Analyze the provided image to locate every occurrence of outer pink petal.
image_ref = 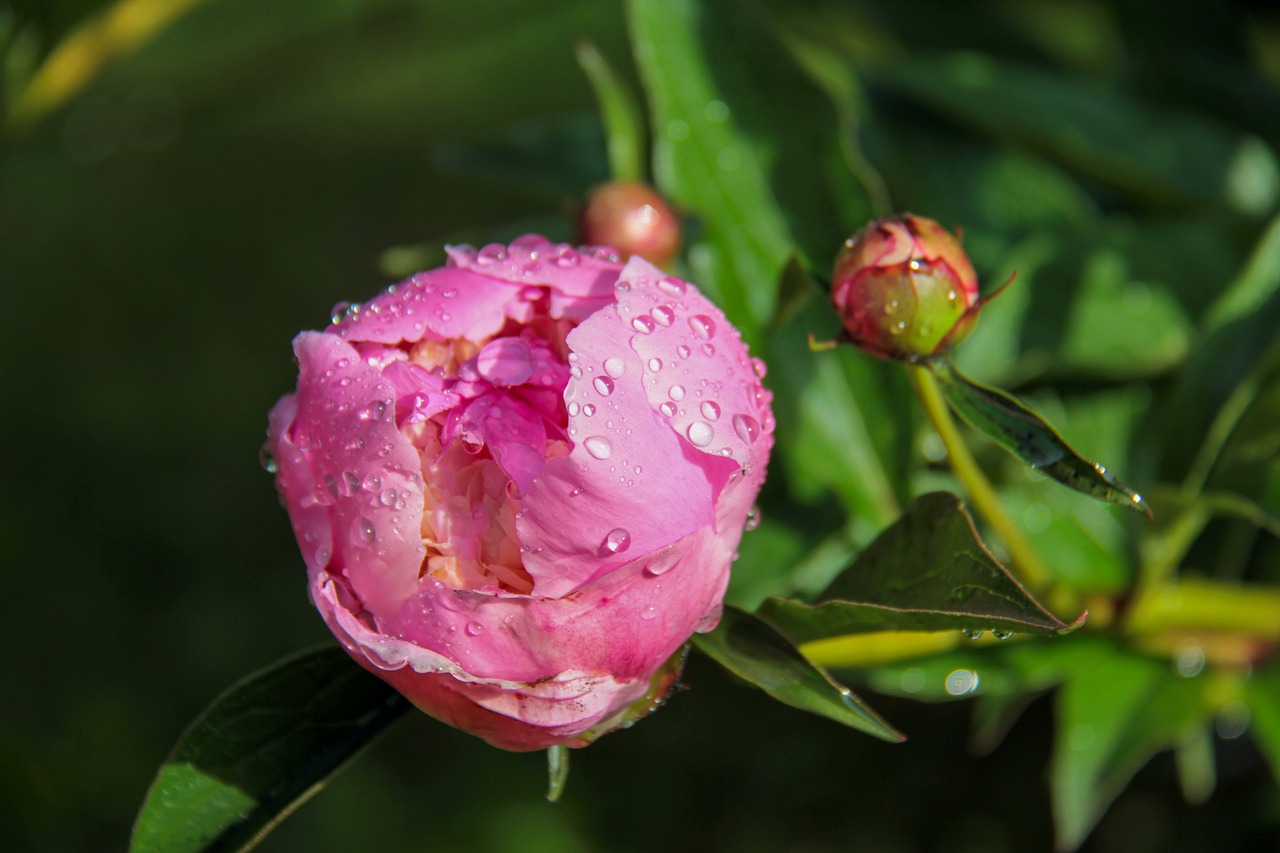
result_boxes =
[516,293,739,598]
[330,267,525,346]
[276,331,427,618]
[444,235,622,302]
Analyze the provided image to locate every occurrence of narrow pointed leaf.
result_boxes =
[931,359,1150,515]
[692,606,904,743]
[759,492,1080,642]
[545,744,571,803]
[575,40,645,183]
[131,646,409,853]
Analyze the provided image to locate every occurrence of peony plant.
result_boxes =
[265,235,773,750]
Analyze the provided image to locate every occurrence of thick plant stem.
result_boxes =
[909,365,1053,594]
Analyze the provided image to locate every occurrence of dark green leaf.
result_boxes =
[131,647,409,853]
[931,359,1150,515]
[692,606,904,743]
[1244,661,1280,788]
[759,492,1080,642]
[1051,645,1210,851]
[575,40,645,183]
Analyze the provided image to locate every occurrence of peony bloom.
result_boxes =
[832,214,981,361]
[266,235,773,751]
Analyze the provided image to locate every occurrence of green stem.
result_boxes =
[1125,578,1280,639]
[909,365,1053,594]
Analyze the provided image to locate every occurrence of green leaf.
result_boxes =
[1243,660,1280,788]
[131,647,409,853]
[1051,644,1210,851]
[627,0,859,341]
[692,606,904,743]
[545,745,570,803]
[931,358,1150,515]
[575,40,646,183]
[758,492,1079,642]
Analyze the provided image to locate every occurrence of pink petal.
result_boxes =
[282,331,427,618]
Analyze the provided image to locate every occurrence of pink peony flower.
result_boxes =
[266,235,773,751]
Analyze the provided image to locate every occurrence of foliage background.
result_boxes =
[3,0,1279,850]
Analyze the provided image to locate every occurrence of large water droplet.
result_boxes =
[593,376,615,396]
[700,401,721,421]
[732,413,761,443]
[604,357,626,378]
[688,314,716,340]
[378,488,397,507]
[652,305,675,326]
[584,436,613,459]
[582,403,596,417]
[668,384,686,401]
[658,276,687,296]
[601,527,631,555]
[632,316,656,334]
[677,344,691,359]
[465,621,484,636]
[356,517,376,545]
[660,402,677,418]
[567,401,581,416]
[687,422,714,447]
[647,357,663,372]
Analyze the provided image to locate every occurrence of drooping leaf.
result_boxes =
[931,358,1150,515]
[759,492,1081,642]
[575,40,646,183]
[545,745,570,803]
[1051,644,1211,851]
[131,647,409,853]
[692,606,904,743]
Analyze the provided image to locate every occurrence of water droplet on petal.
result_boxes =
[632,315,656,334]
[701,343,715,357]
[652,305,674,326]
[687,422,714,447]
[744,506,761,531]
[689,315,715,340]
[660,402,677,418]
[584,436,613,459]
[582,403,596,417]
[700,401,721,421]
[647,358,663,372]
[668,384,686,401]
[658,276,687,296]
[604,357,626,378]
[676,344,691,359]
[732,413,761,443]
[601,527,631,554]
[593,376,615,396]
[465,621,484,636]
[356,517,376,545]
[258,444,277,473]
[568,401,580,416]
[751,358,768,379]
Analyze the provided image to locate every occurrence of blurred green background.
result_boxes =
[3,0,1280,850]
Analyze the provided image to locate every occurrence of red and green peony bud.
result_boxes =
[832,214,981,361]
[578,180,681,267]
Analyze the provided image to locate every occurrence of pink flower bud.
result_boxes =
[578,181,681,267]
[266,235,773,751]
[832,214,980,361]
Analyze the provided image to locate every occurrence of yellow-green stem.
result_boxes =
[909,365,1053,595]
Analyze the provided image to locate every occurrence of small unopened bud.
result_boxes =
[832,214,980,361]
[578,180,681,267]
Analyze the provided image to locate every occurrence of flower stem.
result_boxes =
[909,364,1053,594]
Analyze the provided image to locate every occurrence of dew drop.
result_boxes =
[668,384,686,401]
[601,527,631,554]
[582,403,597,417]
[342,471,360,495]
[356,517,376,545]
[593,376,615,396]
[604,357,627,378]
[992,629,1013,641]
[701,343,716,357]
[962,628,985,640]
[687,422,714,447]
[465,621,484,636]
[658,276,687,296]
[652,305,675,326]
[568,401,580,416]
[744,506,761,531]
[700,401,721,421]
[660,402,677,418]
[751,357,768,379]
[632,315,656,334]
[258,444,277,474]
[378,489,397,507]
[732,413,761,443]
[360,399,389,421]
[688,314,716,340]
[647,357,663,372]
[584,436,613,459]
[890,321,907,335]
[676,344,691,359]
